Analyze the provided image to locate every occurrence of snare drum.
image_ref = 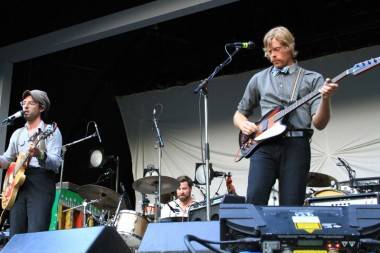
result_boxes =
[115,210,148,249]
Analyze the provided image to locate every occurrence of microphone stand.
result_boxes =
[115,156,119,193]
[57,132,98,227]
[59,132,98,190]
[193,46,242,221]
[152,114,164,222]
[337,157,356,188]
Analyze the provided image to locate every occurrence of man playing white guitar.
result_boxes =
[0,89,62,236]
[233,26,338,206]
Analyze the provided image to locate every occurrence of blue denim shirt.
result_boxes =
[0,120,62,173]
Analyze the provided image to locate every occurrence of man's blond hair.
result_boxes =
[263,26,298,60]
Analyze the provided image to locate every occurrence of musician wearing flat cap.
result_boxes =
[0,89,62,236]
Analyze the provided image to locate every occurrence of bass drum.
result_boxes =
[115,210,148,249]
[304,189,347,206]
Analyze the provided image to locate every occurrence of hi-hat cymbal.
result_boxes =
[132,176,179,195]
[307,172,337,187]
[77,184,120,211]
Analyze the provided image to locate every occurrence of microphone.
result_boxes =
[212,170,226,178]
[152,106,164,147]
[119,182,126,193]
[94,122,102,143]
[1,110,24,124]
[103,168,114,177]
[226,41,255,49]
[153,108,157,118]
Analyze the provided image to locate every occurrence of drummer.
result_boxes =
[160,175,196,221]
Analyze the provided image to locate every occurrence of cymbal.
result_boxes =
[77,184,120,211]
[132,176,179,195]
[307,172,337,187]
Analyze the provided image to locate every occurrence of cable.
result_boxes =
[86,120,94,137]
[184,234,260,253]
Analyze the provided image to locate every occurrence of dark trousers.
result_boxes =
[10,168,55,237]
[246,137,311,206]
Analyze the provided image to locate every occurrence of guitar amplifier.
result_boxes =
[306,192,380,206]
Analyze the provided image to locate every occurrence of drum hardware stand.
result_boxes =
[152,104,164,222]
[111,194,125,226]
[141,194,150,216]
[96,209,110,226]
[63,199,99,227]
[193,45,243,220]
[111,182,131,226]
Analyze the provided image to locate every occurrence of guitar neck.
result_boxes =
[274,68,351,121]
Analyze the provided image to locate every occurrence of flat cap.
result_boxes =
[22,89,51,111]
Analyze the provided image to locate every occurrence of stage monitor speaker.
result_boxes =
[1,226,131,253]
[139,221,219,253]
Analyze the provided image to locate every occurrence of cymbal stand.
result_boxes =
[193,46,242,220]
[152,105,164,222]
[111,194,124,226]
[63,199,99,228]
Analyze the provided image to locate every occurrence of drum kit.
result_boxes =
[73,169,377,250]
[304,171,380,205]
[70,175,179,251]
[305,172,346,198]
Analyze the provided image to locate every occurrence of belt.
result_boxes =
[284,130,312,138]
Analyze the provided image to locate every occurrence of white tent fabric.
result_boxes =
[117,45,380,210]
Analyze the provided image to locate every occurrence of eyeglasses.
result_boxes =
[20,101,38,107]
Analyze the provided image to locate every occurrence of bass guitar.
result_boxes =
[237,57,380,162]
[1,123,57,210]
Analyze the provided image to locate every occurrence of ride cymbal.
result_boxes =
[77,184,120,211]
[132,176,179,195]
[307,172,337,187]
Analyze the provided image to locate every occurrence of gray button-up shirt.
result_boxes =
[0,121,62,173]
[237,64,324,129]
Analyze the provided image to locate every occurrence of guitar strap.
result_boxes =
[15,123,50,157]
[287,67,305,132]
[290,67,304,103]
[15,127,23,156]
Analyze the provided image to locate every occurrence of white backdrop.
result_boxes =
[117,45,380,209]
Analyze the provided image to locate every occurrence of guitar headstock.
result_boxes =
[29,123,57,144]
[41,122,57,139]
[351,56,380,76]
